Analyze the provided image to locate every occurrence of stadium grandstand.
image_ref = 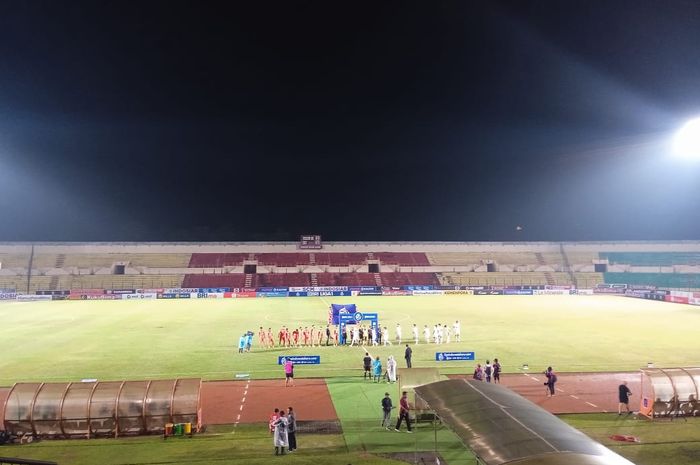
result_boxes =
[1,241,700,293]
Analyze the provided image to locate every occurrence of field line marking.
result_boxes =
[239,405,244,411]
[570,395,579,399]
[557,388,565,393]
[585,401,598,408]
[242,397,246,403]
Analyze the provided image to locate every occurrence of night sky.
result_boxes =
[1,0,700,242]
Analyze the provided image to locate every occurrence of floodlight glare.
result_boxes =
[673,117,700,159]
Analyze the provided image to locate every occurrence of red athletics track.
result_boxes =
[200,378,338,426]
[449,372,641,414]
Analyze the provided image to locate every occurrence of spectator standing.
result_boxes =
[381,392,394,429]
[544,367,557,397]
[618,381,632,415]
[372,356,383,383]
[387,355,397,383]
[273,410,289,455]
[492,358,501,384]
[394,391,413,433]
[404,344,413,368]
[484,360,493,383]
[287,407,298,451]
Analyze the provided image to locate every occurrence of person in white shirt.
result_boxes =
[423,325,431,344]
[453,320,461,342]
[369,326,378,346]
[382,326,392,346]
[386,355,397,383]
[412,324,419,344]
[395,323,402,344]
[444,324,451,344]
[350,326,359,346]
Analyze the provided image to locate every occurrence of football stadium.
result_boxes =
[1,241,699,465]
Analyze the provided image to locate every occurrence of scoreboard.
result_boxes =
[299,235,322,249]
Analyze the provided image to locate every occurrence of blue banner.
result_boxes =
[288,291,309,297]
[475,289,503,295]
[256,291,288,298]
[435,352,475,361]
[402,285,434,291]
[257,287,289,292]
[278,355,320,365]
[307,290,352,297]
[359,290,383,296]
[504,289,533,295]
[349,286,381,292]
[158,293,191,299]
[198,287,231,293]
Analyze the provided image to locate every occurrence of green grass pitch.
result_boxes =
[1,294,699,384]
[1,295,700,465]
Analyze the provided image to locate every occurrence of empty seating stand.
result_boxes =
[182,274,249,288]
[374,253,430,266]
[188,254,248,267]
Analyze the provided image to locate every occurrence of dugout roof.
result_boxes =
[414,379,635,465]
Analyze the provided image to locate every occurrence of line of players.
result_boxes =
[258,321,461,348]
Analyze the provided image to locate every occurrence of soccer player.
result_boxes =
[267,328,275,348]
[423,325,431,344]
[412,324,419,344]
[382,326,392,346]
[351,326,360,346]
[259,326,266,347]
[395,323,402,344]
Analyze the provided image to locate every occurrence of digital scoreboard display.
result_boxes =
[299,235,322,249]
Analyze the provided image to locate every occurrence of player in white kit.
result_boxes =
[412,324,419,344]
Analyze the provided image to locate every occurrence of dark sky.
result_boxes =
[1,0,700,242]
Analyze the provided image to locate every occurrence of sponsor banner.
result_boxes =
[157,293,192,299]
[138,288,164,294]
[403,285,434,291]
[278,355,320,365]
[349,286,381,292]
[306,290,352,297]
[36,290,70,296]
[630,285,657,291]
[443,290,474,295]
[593,287,625,295]
[51,295,68,301]
[690,297,700,306]
[574,289,594,295]
[438,286,463,290]
[69,294,121,300]
[231,291,257,298]
[596,283,628,289]
[475,289,503,295]
[105,289,136,295]
[0,292,18,300]
[505,289,534,295]
[0,288,16,293]
[123,293,158,300]
[359,290,383,296]
[435,351,475,361]
[198,287,230,293]
[16,294,53,301]
[256,287,289,293]
[70,289,105,296]
[382,290,412,296]
[532,289,569,296]
[289,291,309,297]
[256,291,288,298]
[644,292,666,301]
[164,288,199,294]
[624,289,649,298]
[412,290,445,295]
[289,286,348,292]
[544,285,573,290]
[666,295,689,304]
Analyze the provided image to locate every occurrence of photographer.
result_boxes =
[544,366,557,397]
